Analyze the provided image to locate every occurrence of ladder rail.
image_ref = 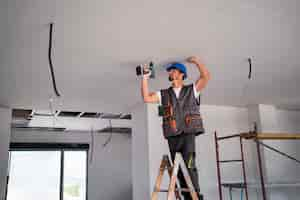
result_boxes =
[214,131,223,200]
[240,136,249,200]
[167,155,181,200]
[152,156,167,200]
[168,153,198,200]
[151,155,181,200]
[166,156,182,200]
[151,153,199,200]
[215,131,249,200]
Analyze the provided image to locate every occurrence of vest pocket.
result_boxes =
[184,106,202,128]
[185,114,203,128]
[163,114,177,133]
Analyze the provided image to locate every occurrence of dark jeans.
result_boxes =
[167,134,201,200]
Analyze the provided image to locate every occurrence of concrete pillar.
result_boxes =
[131,102,151,200]
[255,104,300,200]
[147,103,169,196]
[0,106,11,200]
[247,104,280,200]
[131,102,169,200]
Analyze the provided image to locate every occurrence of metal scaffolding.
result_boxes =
[214,130,300,200]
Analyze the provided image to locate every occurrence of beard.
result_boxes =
[169,76,183,82]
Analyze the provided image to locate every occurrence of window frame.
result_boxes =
[7,143,89,200]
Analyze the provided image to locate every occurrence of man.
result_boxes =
[141,56,210,200]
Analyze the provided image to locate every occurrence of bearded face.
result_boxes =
[168,68,184,81]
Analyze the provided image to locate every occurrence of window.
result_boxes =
[64,151,87,200]
[6,143,88,200]
[7,151,61,200]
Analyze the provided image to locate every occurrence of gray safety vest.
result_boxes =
[161,84,205,138]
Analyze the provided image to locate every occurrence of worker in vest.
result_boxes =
[141,56,210,200]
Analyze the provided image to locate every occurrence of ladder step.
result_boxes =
[221,182,246,188]
[217,134,241,140]
[157,188,192,193]
[218,159,243,163]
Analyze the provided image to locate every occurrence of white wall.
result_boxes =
[0,107,11,200]
[10,128,132,200]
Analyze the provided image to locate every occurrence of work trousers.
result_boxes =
[167,133,201,200]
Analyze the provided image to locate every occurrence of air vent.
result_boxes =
[80,112,101,118]
[58,111,81,117]
[98,127,132,134]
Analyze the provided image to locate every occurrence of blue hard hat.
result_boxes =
[166,62,187,79]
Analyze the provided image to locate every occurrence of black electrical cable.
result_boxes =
[258,140,300,165]
[240,57,253,105]
[48,23,61,97]
[103,120,113,147]
[248,58,252,80]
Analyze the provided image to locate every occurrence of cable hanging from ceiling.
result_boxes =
[48,22,61,97]
[102,119,113,147]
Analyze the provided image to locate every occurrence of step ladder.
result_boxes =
[151,153,199,200]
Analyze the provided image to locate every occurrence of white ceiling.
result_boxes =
[1,0,300,113]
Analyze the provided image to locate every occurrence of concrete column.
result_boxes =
[256,104,300,200]
[247,104,269,200]
[247,104,283,200]
[0,107,11,200]
[147,103,169,196]
[258,104,280,132]
[131,102,169,200]
[131,102,151,200]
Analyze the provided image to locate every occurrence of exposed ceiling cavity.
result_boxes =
[12,109,131,120]
[11,108,132,133]
[98,127,132,134]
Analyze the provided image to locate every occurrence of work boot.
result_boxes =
[181,192,203,200]
[197,193,204,200]
[197,192,204,200]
